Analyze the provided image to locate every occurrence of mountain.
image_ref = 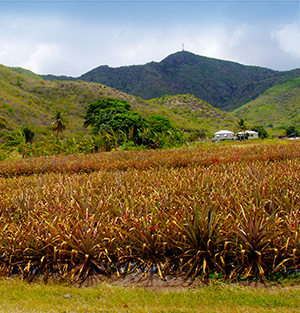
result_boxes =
[0,64,143,138]
[0,65,236,138]
[232,77,300,136]
[41,51,300,112]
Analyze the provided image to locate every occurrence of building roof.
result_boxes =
[214,130,234,135]
[237,130,259,135]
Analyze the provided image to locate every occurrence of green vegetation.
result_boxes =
[83,98,146,136]
[0,65,236,142]
[2,56,300,147]
[0,278,300,313]
[83,97,186,149]
[50,111,67,138]
[251,125,268,139]
[148,94,237,133]
[0,64,141,139]
[285,125,298,138]
[9,66,43,80]
[232,77,300,137]
[42,50,300,112]
[3,61,300,141]
[0,116,7,129]
[22,127,35,143]
[147,115,173,133]
[235,118,247,139]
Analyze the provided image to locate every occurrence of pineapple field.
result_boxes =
[0,140,300,285]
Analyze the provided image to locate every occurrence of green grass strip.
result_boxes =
[0,278,299,312]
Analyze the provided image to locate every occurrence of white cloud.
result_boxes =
[0,39,63,74]
[229,24,251,47]
[272,22,300,58]
[0,1,299,76]
[23,43,62,74]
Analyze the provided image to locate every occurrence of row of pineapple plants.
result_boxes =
[0,140,299,284]
[0,139,298,177]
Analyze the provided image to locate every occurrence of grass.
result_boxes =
[232,77,300,136]
[0,278,300,312]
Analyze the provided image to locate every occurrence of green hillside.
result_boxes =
[42,51,300,112]
[0,64,146,139]
[0,65,236,139]
[232,77,300,136]
[148,94,237,132]
[8,67,42,80]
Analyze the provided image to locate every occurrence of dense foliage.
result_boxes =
[251,125,268,139]
[285,125,298,138]
[83,98,146,136]
[43,51,300,111]
[0,140,300,285]
[83,98,186,149]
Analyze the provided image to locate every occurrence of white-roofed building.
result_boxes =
[237,130,259,139]
[214,130,234,141]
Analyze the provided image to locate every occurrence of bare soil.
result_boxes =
[77,273,205,292]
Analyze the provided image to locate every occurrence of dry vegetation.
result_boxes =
[0,140,299,285]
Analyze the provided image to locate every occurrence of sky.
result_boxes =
[0,1,299,76]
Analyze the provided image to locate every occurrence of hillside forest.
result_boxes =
[0,50,299,159]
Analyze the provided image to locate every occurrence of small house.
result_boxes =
[237,130,259,139]
[214,130,234,141]
[246,130,259,139]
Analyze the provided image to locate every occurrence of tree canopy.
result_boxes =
[251,125,268,139]
[147,115,173,133]
[83,97,184,149]
[83,98,147,136]
[22,127,35,143]
[285,125,298,138]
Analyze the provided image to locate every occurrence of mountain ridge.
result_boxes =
[41,51,300,112]
[3,50,300,138]
[0,64,236,138]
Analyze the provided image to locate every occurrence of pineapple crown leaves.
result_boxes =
[229,204,283,255]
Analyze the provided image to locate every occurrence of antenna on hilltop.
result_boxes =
[182,44,185,51]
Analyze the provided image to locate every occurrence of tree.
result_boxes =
[51,111,67,138]
[237,118,246,131]
[285,125,298,138]
[5,131,27,158]
[83,98,130,130]
[147,115,173,133]
[22,127,35,143]
[83,98,147,139]
[251,125,268,139]
[84,98,185,149]
[236,118,247,140]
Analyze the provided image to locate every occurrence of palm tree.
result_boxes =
[51,111,66,138]
[236,118,247,140]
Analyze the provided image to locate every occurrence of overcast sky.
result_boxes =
[0,1,299,76]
